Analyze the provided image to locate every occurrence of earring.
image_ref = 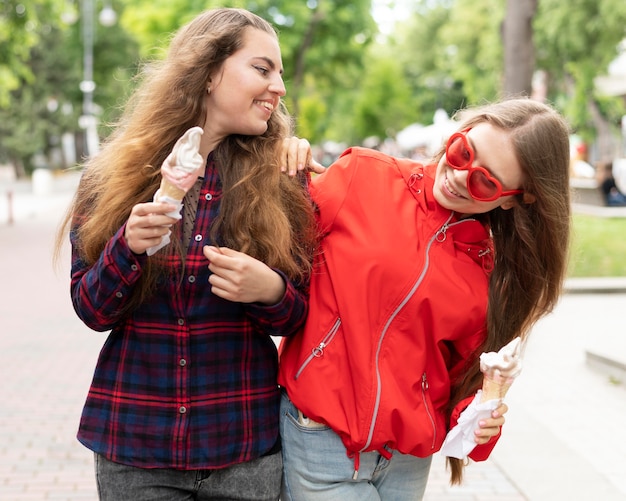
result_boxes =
[207,86,211,95]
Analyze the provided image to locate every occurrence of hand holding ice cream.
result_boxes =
[479,337,523,403]
[440,337,522,458]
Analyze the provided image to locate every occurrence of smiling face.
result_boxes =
[202,27,286,150]
[433,123,525,214]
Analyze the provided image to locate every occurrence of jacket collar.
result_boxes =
[399,159,493,271]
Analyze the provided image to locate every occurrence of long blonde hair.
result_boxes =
[55,8,316,308]
[440,98,571,484]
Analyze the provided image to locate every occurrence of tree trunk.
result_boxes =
[291,8,325,119]
[502,0,537,98]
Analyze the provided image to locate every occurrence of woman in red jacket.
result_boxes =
[278,98,571,500]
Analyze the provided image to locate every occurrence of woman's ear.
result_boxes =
[499,199,517,210]
[500,192,536,210]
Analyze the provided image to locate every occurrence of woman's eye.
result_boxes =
[254,66,269,75]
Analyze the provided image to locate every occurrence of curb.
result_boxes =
[564,277,626,294]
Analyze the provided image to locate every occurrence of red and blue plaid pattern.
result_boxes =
[70,159,308,469]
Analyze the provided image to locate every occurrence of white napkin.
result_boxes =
[439,391,500,459]
[145,193,183,256]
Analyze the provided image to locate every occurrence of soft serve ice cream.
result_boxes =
[146,126,204,256]
[440,336,524,458]
[479,337,523,403]
[156,126,204,201]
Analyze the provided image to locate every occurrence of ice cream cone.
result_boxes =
[156,178,186,202]
[480,375,514,403]
[478,337,523,403]
[155,126,204,203]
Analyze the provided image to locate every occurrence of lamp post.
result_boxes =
[79,0,116,158]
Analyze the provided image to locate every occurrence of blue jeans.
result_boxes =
[280,392,432,501]
[95,450,282,501]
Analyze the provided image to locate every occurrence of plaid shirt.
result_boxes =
[70,157,308,469]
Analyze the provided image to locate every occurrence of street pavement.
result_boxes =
[1,173,625,500]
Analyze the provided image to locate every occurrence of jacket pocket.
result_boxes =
[421,372,438,450]
[294,318,341,379]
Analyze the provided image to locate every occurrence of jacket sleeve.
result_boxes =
[310,148,358,234]
[70,223,146,331]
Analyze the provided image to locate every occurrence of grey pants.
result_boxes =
[94,451,282,501]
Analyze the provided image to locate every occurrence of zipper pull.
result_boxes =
[312,342,326,358]
[421,372,429,391]
[435,213,454,242]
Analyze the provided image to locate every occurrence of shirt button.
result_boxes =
[179,406,187,414]
[178,318,185,326]
[179,359,187,367]
[205,193,213,201]
[131,264,138,271]
[115,291,123,298]
[188,275,196,283]
[194,234,203,242]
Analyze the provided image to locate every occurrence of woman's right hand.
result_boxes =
[280,137,326,176]
[124,202,178,255]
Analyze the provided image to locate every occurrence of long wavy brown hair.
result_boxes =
[436,98,571,484]
[55,8,316,310]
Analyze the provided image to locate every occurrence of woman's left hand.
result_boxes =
[280,137,325,176]
[474,402,508,444]
[203,245,286,305]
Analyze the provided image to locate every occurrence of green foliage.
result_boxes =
[569,215,626,277]
[0,0,43,107]
[353,56,414,140]
[535,0,626,139]
[3,0,626,174]
[0,20,79,171]
[118,0,376,142]
[439,0,504,103]
[0,0,139,173]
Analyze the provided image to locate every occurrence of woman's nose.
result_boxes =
[269,75,286,97]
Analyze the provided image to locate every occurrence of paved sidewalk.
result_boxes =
[1,175,625,500]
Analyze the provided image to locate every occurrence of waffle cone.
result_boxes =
[480,376,513,403]
[157,178,186,202]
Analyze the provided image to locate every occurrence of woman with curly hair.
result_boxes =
[55,8,316,500]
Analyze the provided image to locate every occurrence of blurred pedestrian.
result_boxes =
[597,161,626,206]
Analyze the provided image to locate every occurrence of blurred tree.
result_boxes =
[120,0,376,142]
[387,0,626,156]
[0,1,139,175]
[0,0,63,108]
[352,54,414,141]
[439,0,504,103]
[390,1,466,126]
[0,21,77,176]
[535,0,626,150]
[6,0,626,171]
[502,0,536,97]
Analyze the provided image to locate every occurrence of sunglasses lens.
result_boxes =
[468,170,498,200]
[447,136,471,168]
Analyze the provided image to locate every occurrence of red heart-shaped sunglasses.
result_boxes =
[445,131,524,202]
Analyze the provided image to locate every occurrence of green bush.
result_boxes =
[568,215,626,277]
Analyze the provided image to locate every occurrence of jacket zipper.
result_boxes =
[294,318,341,379]
[421,372,437,449]
[361,213,455,452]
